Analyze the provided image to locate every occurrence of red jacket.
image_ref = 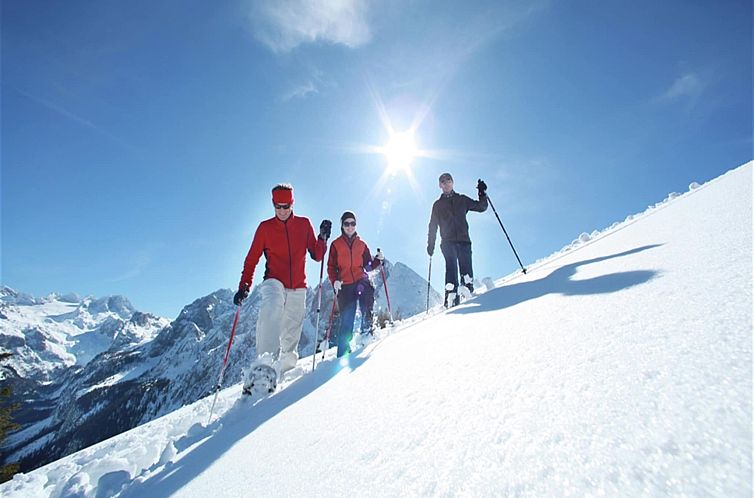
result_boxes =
[240,214,326,290]
[327,234,381,285]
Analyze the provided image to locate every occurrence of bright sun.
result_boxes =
[383,130,418,174]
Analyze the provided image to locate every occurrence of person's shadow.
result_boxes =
[117,350,369,497]
[450,244,663,315]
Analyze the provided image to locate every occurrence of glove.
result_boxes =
[375,248,385,261]
[477,179,487,197]
[234,283,250,306]
[333,280,342,295]
[319,219,332,240]
[427,244,434,256]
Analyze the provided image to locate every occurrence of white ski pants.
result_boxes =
[255,278,307,374]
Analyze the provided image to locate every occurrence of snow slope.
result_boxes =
[3,161,751,497]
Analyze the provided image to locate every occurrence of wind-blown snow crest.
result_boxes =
[2,161,751,497]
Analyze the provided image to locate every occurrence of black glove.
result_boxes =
[233,284,249,306]
[427,243,434,256]
[477,179,487,197]
[319,219,332,240]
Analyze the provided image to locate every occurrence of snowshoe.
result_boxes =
[462,274,474,293]
[444,283,460,308]
[356,331,374,349]
[458,285,472,302]
[242,363,278,396]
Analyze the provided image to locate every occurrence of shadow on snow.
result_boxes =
[449,244,663,316]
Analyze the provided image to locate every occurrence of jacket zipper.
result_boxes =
[347,236,356,283]
[285,220,293,288]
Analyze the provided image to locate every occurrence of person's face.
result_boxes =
[274,202,292,221]
[342,218,356,236]
[439,178,454,194]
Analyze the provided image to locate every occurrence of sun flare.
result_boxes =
[383,130,418,174]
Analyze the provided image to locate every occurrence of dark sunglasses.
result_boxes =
[342,221,356,227]
[274,204,291,210]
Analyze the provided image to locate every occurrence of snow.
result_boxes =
[2,161,751,497]
[77,361,150,397]
[0,293,168,378]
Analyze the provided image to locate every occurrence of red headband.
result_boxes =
[272,189,294,205]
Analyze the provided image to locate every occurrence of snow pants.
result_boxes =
[335,278,375,357]
[255,278,307,374]
[440,240,474,292]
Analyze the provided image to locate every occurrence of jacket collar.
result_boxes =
[274,212,295,224]
[339,232,360,244]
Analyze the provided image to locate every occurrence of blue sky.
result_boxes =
[2,0,751,318]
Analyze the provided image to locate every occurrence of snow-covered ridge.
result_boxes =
[0,289,167,376]
[493,160,752,288]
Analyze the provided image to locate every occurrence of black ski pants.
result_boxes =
[335,278,375,357]
[440,240,473,292]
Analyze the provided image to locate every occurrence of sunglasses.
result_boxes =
[342,221,356,227]
[274,204,291,210]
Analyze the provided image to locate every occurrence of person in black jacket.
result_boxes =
[427,172,488,307]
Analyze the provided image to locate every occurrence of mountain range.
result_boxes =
[0,260,443,473]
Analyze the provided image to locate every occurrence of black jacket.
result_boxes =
[428,191,488,248]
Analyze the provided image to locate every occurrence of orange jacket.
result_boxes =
[327,234,381,285]
[240,214,326,290]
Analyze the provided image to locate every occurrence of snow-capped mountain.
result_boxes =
[3,160,750,498]
[0,291,169,473]
[0,262,442,475]
[0,289,166,377]
[374,261,444,319]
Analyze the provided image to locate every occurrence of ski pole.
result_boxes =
[486,192,527,274]
[377,249,393,323]
[426,255,432,314]
[311,255,326,371]
[320,295,338,360]
[207,305,241,424]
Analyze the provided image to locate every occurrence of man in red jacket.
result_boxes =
[234,184,331,392]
